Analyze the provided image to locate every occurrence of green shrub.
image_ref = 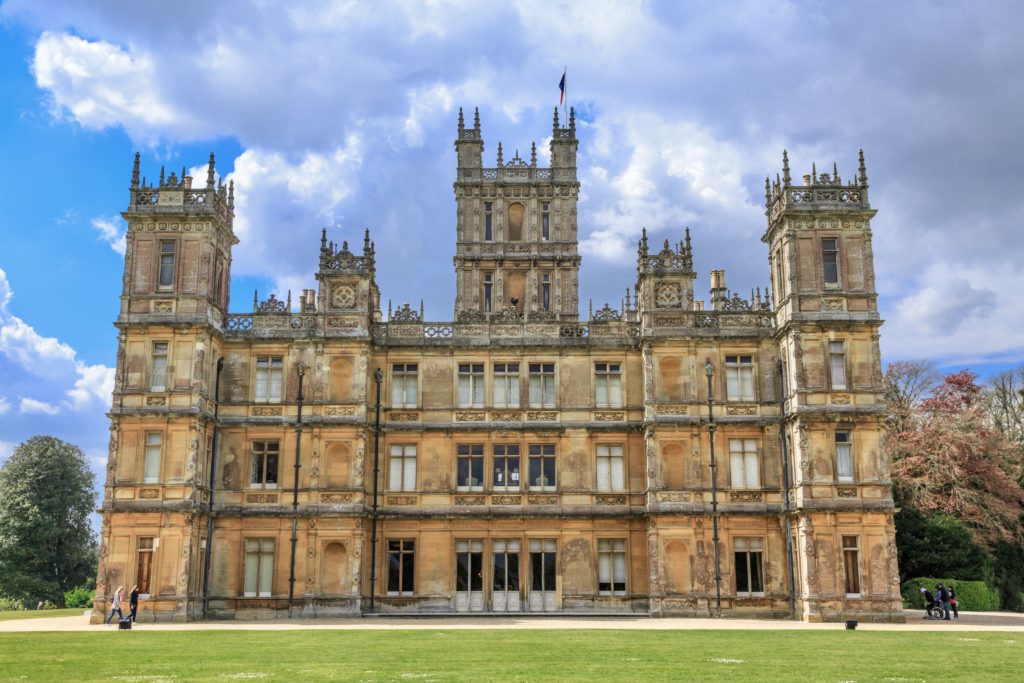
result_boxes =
[902,577,1000,611]
[0,595,25,611]
[63,585,95,609]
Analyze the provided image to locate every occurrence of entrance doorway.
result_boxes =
[492,539,521,612]
[528,539,558,612]
[455,539,484,612]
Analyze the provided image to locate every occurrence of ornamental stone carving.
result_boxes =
[389,411,419,422]
[490,410,521,422]
[139,488,160,499]
[324,406,357,416]
[594,411,625,421]
[526,411,558,421]
[246,493,279,504]
[527,495,558,505]
[252,406,283,416]
[729,491,763,503]
[830,394,851,405]
[657,405,687,415]
[146,396,167,406]
[320,493,354,503]
[657,492,691,503]
[455,411,486,422]
[595,495,627,505]
[836,487,857,498]
[386,495,417,505]
[491,495,521,505]
[726,405,757,416]
[454,495,485,505]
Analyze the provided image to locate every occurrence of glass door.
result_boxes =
[528,539,558,612]
[492,540,521,612]
[455,539,484,612]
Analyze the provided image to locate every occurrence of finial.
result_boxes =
[321,227,327,251]
[569,106,575,129]
[833,161,839,183]
[553,107,560,129]
[364,227,371,252]
[342,240,349,252]
[473,107,480,130]
[253,289,258,309]
[764,176,771,205]
[639,226,649,255]
[530,141,537,167]
[589,299,593,319]
[207,153,216,187]
[858,149,868,185]
[663,239,670,250]
[159,166,165,187]
[228,179,234,208]
[181,166,187,182]
[458,107,464,131]
[497,142,503,166]
[812,162,817,181]
[131,152,140,189]
[782,150,791,187]
[287,290,292,312]
[684,226,692,250]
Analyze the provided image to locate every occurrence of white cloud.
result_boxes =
[90,215,126,255]
[0,397,10,415]
[19,397,60,415]
[0,268,114,410]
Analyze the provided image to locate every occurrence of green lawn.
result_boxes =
[0,608,85,621]
[0,629,1019,681]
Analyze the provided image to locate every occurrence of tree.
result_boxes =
[888,371,1024,546]
[884,359,939,434]
[893,506,990,584]
[0,436,97,607]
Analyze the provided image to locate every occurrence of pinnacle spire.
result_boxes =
[206,153,216,188]
[569,106,575,129]
[473,107,480,130]
[321,227,327,251]
[782,150,791,187]
[458,107,464,132]
[553,106,560,129]
[131,152,140,189]
[228,179,234,208]
[497,142,503,166]
[530,141,537,167]
[858,149,868,185]
[764,176,771,206]
[832,161,839,182]
[159,166,165,187]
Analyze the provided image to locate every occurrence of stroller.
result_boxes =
[919,588,946,620]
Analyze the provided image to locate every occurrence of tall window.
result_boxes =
[136,537,154,594]
[457,445,484,490]
[829,341,847,389]
[842,536,861,595]
[822,238,840,284]
[389,444,416,491]
[158,241,176,288]
[528,363,556,408]
[492,363,520,408]
[493,540,520,594]
[725,355,755,401]
[595,362,623,408]
[150,342,169,392]
[598,539,627,595]
[835,431,854,483]
[144,433,162,483]
[729,439,759,489]
[596,444,625,492]
[483,273,493,312]
[250,441,279,488]
[774,249,785,303]
[541,274,551,311]
[457,363,485,408]
[254,356,284,403]
[493,445,520,490]
[734,538,764,596]
[541,203,550,240]
[244,538,274,597]
[387,539,415,595]
[528,444,556,490]
[530,539,557,593]
[391,363,417,408]
[484,202,493,241]
[455,539,483,594]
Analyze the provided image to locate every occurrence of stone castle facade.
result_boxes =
[93,108,903,622]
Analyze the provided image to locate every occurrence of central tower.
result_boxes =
[453,107,581,320]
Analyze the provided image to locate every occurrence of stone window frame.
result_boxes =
[492,443,521,491]
[597,538,628,595]
[388,443,417,492]
[386,538,416,596]
[253,355,284,404]
[390,362,418,409]
[828,338,848,390]
[527,443,557,491]
[149,340,170,392]
[594,361,623,408]
[841,534,862,597]
[595,443,625,492]
[456,443,485,491]
[156,238,177,291]
[527,362,557,408]
[143,431,163,484]
[733,537,765,597]
[242,537,275,598]
[821,235,841,288]
[724,354,756,402]
[456,362,485,408]
[835,430,855,483]
[492,362,520,409]
[249,440,280,490]
[135,536,156,596]
[728,437,760,490]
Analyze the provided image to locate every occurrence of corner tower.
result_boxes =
[453,107,581,320]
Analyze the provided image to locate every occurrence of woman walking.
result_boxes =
[104,586,125,625]
[129,585,139,622]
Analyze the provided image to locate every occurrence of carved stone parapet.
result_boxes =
[324,406,357,416]
[139,487,161,499]
[593,411,625,421]
[595,494,627,505]
[657,492,691,503]
[320,493,354,503]
[491,495,521,505]
[252,406,283,417]
[389,411,419,422]
[726,404,757,416]
[837,487,858,498]
[526,411,558,421]
[527,495,559,505]
[246,493,279,504]
[657,405,688,415]
[454,495,486,505]
[325,316,360,329]
[386,495,417,505]
[729,491,763,503]
[455,411,486,422]
[490,410,521,422]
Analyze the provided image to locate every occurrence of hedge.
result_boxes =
[902,577,1000,611]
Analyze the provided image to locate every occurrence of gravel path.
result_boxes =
[2,610,1023,633]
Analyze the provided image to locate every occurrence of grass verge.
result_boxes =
[0,629,1019,681]
[0,608,85,621]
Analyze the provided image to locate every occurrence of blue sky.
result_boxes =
[2,1,1024,484]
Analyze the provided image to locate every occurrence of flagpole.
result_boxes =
[563,66,568,123]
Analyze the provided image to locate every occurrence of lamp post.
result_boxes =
[368,367,383,611]
[287,362,306,618]
[705,360,722,616]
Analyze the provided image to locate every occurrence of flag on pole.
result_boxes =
[559,68,566,105]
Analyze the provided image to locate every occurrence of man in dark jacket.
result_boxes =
[936,584,951,620]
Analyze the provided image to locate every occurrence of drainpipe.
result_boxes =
[287,363,306,617]
[201,357,224,619]
[778,360,797,617]
[704,360,722,617]
[368,368,383,612]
